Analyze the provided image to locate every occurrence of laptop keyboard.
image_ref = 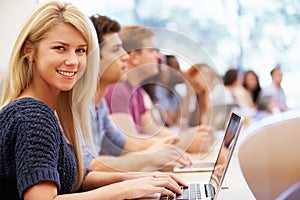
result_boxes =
[160,183,202,200]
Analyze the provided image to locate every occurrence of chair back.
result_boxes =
[238,110,300,200]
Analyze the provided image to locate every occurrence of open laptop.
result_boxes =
[161,112,244,200]
[173,107,239,173]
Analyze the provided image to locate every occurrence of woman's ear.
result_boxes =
[23,41,35,62]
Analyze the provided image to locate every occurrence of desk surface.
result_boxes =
[173,129,256,199]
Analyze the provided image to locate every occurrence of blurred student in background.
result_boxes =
[223,69,256,107]
[105,25,212,153]
[223,69,253,107]
[260,65,288,113]
[242,69,279,119]
[143,54,186,128]
[243,70,261,106]
[184,63,212,126]
[223,68,257,118]
[87,14,191,172]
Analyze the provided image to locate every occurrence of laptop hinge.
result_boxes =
[205,184,215,199]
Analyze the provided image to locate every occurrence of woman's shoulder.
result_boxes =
[1,97,56,123]
[1,98,62,142]
[4,97,52,111]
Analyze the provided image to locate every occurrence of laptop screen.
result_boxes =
[208,112,243,194]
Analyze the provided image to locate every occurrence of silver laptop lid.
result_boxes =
[208,112,244,197]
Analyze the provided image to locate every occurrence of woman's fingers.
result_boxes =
[127,176,182,199]
[149,177,182,195]
[151,171,188,188]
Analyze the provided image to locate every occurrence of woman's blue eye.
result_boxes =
[54,46,65,51]
[77,48,87,53]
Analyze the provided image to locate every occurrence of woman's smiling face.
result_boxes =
[31,23,87,93]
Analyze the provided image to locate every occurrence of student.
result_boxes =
[260,65,288,112]
[223,68,254,108]
[243,70,262,105]
[87,14,191,172]
[105,25,212,153]
[0,1,185,199]
[184,63,212,126]
[144,55,186,127]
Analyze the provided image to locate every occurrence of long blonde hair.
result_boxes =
[1,0,99,191]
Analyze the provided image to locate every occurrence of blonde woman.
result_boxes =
[185,63,215,126]
[0,1,185,199]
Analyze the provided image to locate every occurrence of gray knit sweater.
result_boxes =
[0,98,77,199]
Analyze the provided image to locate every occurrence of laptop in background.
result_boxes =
[162,112,244,199]
[173,106,239,173]
[206,104,238,131]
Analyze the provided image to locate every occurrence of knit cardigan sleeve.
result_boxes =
[13,100,62,198]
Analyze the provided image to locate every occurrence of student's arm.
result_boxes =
[122,137,166,152]
[108,112,166,140]
[24,172,184,200]
[110,110,210,154]
[109,112,177,148]
[140,111,176,137]
[109,113,140,137]
[175,125,210,153]
[81,171,185,199]
[83,170,187,190]
[141,112,211,153]
[140,111,211,153]
[89,144,192,172]
[122,132,182,154]
[89,154,155,172]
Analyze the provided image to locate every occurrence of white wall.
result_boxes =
[0,0,37,74]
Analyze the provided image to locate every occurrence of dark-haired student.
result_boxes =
[86,14,192,172]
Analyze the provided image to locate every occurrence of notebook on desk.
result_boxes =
[173,108,240,173]
[162,112,244,200]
